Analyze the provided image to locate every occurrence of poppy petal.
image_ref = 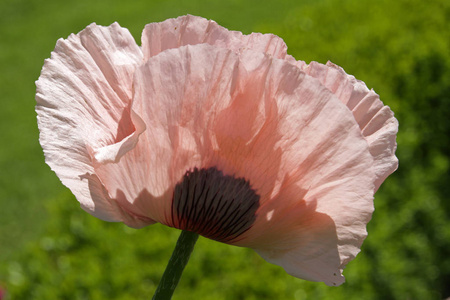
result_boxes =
[36,22,144,222]
[141,15,288,60]
[304,61,398,190]
[218,51,376,285]
[248,166,372,286]
[92,43,242,225]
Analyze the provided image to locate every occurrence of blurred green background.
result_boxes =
[1,0,449,299]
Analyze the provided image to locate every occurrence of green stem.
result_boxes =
[152,230,199,300]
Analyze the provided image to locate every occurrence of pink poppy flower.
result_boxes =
[36,15,398,286]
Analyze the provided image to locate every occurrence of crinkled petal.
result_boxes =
[141,15,288,60]
[304,61,398,190]
[257,242,346,286]
[92,44,243,225]
[253,178,346,286]
[214,50,376,285]
[247,167,371,286]
[36,22,144,223]
[91,111,146,164]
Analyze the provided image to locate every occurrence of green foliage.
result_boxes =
[1,0,449,299]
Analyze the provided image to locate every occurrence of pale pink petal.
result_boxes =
[36,22,144,223]
[92,44,242,225]
[285,54,307,69]
[252,179,346,286]
[215,50,375,285]
[245,163,372,286]
[79,22,144,102]
[91,111,146,164]
[79,173,154,228]
[240,32,289,58]
[304,61,398,190]
[141,15,289,60]
[257,243,346,286]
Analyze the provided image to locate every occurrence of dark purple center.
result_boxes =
[170,167,260,243]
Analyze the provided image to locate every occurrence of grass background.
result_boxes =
[1,0,449,299]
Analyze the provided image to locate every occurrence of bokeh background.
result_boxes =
[1,0,449,299]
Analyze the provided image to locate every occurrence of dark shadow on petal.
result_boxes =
[238,171,342,285]
[213,77,283,200]
[115,105,135,143]
[257,205,343,286]
[112,189,158,226]
[80,173,156,228]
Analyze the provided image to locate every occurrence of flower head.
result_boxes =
[36,15,398,286]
